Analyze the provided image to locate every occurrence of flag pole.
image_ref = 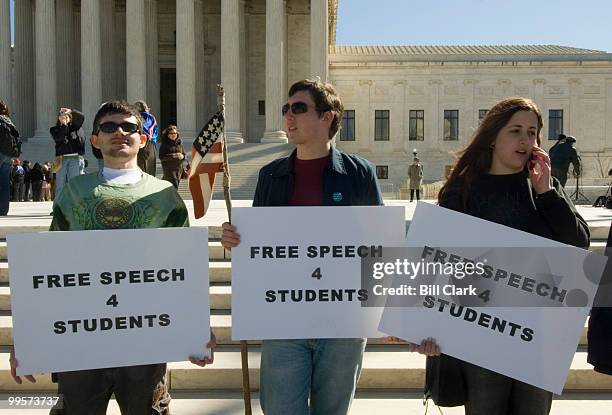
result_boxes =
[217,85,252,415]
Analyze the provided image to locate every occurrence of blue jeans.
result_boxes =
[54,156,82,199]
[0,155,11,215]
[260,338,366,415]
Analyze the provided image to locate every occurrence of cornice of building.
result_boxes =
[329,0,338,46]
[330,45,612,63]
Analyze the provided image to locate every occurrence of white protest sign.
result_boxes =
[378,202,608,394]
[7,227,210,375]
[231,206,405,340]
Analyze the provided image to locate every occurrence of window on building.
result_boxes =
[444,110,459,141]
[548,110,563,140]
[340,110,355,141]
[478,109,488,123]
[374,110,390,141]
[409,110,424,141]
[258,100,265,116]
[376,165,388,180]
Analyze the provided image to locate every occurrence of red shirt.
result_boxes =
[289,156,329,206]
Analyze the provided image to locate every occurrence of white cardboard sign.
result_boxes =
[231,206,405,340]
[7,227,210,375]
[379,202,608,394]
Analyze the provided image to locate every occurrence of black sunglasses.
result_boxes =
[282,102,310,116]
[97,121,140,134]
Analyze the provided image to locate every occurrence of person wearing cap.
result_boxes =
[549,134,581,187]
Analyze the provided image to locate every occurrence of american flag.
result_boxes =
[188,112,225,218]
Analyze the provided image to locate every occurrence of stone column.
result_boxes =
[100,0,116,101]
[145,0,160,116]
[0,0,11,107]
[428,79,442,144]
[176,0,197,141]
[221,0,244,143]
[568,78,581,136]
[13,0,35,137]
[126,0,147,103]
[310,0,328,81]
[81,0,102,135]
[56,0,77,109]
[34,0,58,138]
[261,0,287,143]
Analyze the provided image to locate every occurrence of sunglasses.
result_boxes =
[97,121,140,134]
[282,102,310,116]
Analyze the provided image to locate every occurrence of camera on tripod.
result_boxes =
[592,169,612,208]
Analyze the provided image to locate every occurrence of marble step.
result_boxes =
[0,314,591,347]
[0,285,232,312]
[0,350,609,393]
[0,391,611,415]
[0,241,230,261]
[0,261,231,284]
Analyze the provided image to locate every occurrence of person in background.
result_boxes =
[22,160,31,201]
[134,100,159,177]
[29,162,44,202]
[0,100,21,215]
[41,163,52,201]
[11,159,24,202]
[50,107,85,198]
[158,125,185,189]
[587,224,612,376]
[408,157,423,202]
[549,134,581,187]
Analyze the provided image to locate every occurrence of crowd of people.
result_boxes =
[0,79,609,415]
[0,99,188,216]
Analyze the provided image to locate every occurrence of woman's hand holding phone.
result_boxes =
[528,145,553,194]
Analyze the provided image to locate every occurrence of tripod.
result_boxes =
[570,172,590,204]
[593,176,612,207]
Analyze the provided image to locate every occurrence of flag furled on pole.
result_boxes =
[188,111,225,218]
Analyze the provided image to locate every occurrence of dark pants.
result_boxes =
[161,161,181,190]
[410,189,420,201]
[138,140,157,177]
[551,166,568,187]
[51,364,170,415]
[31,180,43,201]
[11,177,23,201]
[24,181,31,201]
[462,361,552,415]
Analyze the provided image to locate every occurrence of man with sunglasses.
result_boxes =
[9,101,215,414]
[222,79,383,414]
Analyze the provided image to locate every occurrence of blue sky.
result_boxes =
[336,0,612,52]
[10,0,612,52]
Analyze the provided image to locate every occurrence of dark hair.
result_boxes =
[438,97,543,208]
[133,100,149,113]
[162,125,180,139]
[92,101,144,134]
[288,79,343,140]
[0,100,9,116]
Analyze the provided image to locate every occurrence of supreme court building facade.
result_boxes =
[1,0,612,186]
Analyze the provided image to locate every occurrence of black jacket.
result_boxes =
[252,146,383,207]
[550,140,581,174]
[50,110,85,156]
[588,225,612,375]
[439,173,589,248]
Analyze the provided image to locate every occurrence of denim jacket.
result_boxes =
[252,146,383,207]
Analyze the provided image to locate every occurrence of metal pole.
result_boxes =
[217,84,252,415]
